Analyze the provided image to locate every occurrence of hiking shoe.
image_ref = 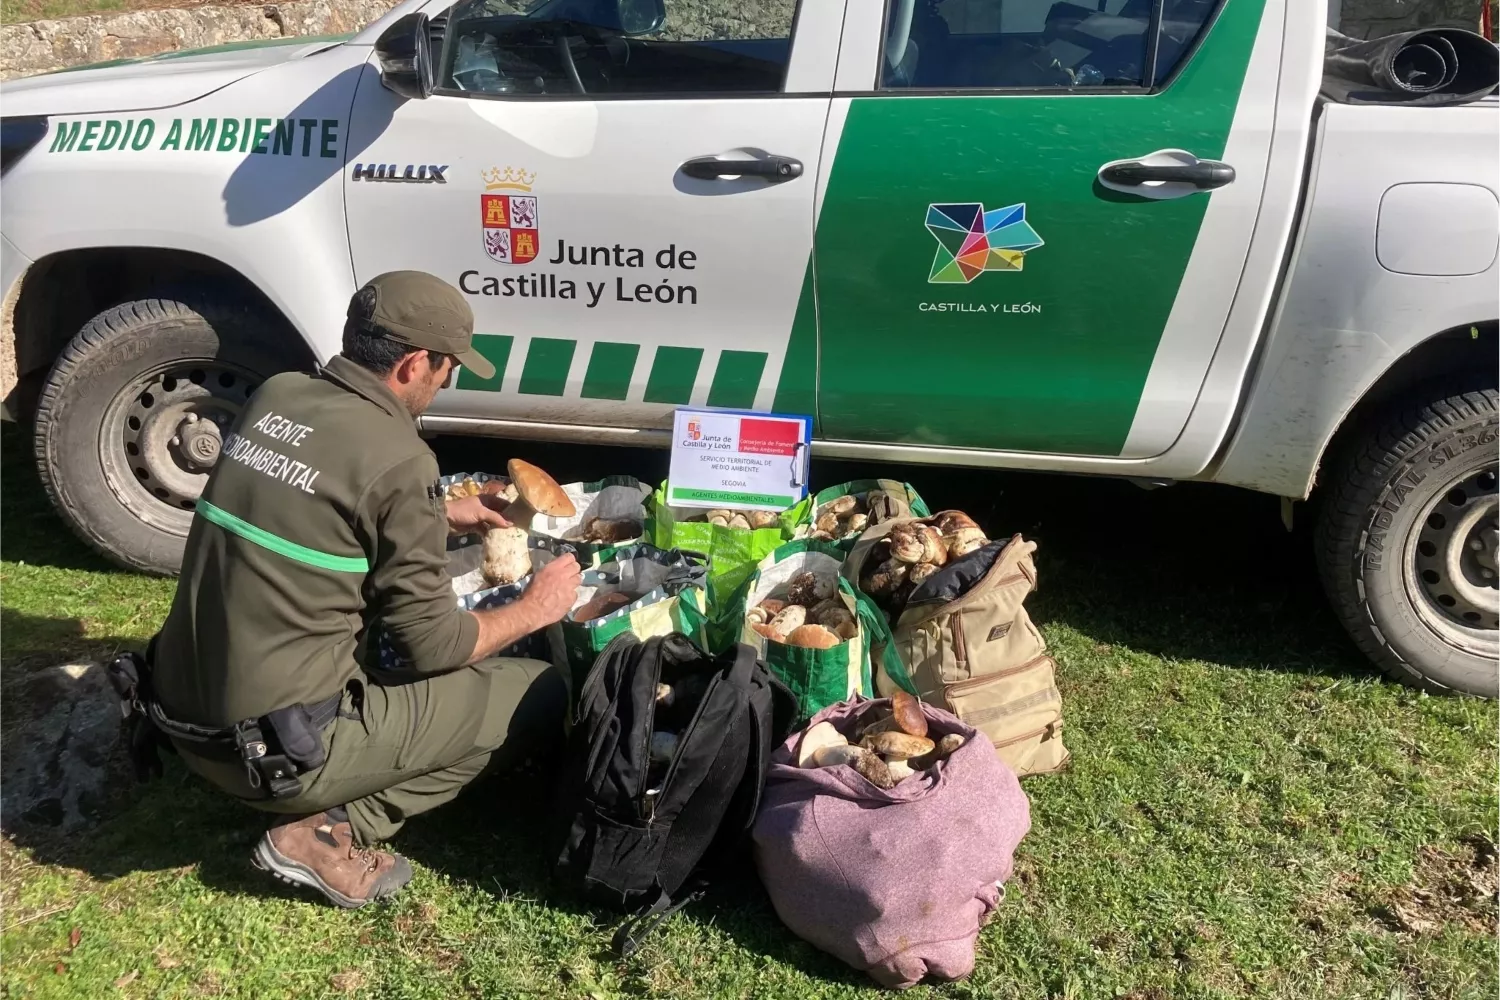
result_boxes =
[251,811,412,908]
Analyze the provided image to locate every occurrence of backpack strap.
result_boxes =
[610,882,707,959]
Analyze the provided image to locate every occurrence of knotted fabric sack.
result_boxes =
[752,697,1030,990]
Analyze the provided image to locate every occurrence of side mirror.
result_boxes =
[615,0,665,35]
[375,12,434,100]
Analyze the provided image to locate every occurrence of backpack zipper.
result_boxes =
[992,719,1060,749]
[951,611,968,671]
[646,673,719,823]
[640,640,718,823]
[944,654,1054,696]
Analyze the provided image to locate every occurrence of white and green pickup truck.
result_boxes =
[1,0,1496,694]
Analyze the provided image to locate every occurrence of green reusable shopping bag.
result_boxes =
[796,479,932,550]
[530,476,652,567]
[645,481,811,606]
[730,539,901,725]
[547,544,711,706]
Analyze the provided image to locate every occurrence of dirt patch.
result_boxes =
[1376,837,1499,935]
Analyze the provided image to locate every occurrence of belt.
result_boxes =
[151,692,342,799]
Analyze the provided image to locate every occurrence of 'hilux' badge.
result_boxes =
[350,163,448,182]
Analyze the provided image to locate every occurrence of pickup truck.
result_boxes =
[1,0,1496,695]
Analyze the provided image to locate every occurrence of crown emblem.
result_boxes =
[482,166,536,192]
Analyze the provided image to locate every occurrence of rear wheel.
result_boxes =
[33,295,305,575]
[1316,386,1499,697]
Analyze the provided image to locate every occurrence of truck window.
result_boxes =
[437,0,800,97]
[879,0,1219,91]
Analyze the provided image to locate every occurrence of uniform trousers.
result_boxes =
[176,656,566,845]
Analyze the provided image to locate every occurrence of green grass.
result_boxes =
[2,421,1496,999]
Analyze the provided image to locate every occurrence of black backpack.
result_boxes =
[552,631,796,956]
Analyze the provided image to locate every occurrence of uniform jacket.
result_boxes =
[153,355,478,726]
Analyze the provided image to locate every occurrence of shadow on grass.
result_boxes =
[809,457,1375,681]
[3,424,1376,979]
[0,423,123,574]
[3,751,864,984]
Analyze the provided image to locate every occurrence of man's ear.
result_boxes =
[392,349,427,386]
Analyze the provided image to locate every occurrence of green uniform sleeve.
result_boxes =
[360,453,479,674]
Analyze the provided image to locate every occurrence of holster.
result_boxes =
[107,642,339,801]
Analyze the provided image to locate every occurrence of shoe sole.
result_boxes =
[251,836,405,909]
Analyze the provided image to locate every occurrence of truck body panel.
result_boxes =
[1215,100,1500,498]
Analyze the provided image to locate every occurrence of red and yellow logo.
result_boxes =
[481,167,538,265]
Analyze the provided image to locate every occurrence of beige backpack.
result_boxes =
[846,518,1069,777]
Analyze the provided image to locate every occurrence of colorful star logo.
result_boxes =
[926,202,1044,283]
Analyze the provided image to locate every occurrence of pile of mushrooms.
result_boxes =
[796,691,964,788]
[747,570,858,649]
[689,508,780,530]
[577,516,642,544]
[807,494,871,541]
[445,476,518,503]
[480,459,577,587]
[858,512,989,613]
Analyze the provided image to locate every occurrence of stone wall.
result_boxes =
[1335,0,1489,38]
[0,0,402,81]
[0,0,1491,82]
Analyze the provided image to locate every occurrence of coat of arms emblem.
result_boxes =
[481,167,539,265]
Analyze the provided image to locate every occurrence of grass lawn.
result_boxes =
[2,420,1496,999]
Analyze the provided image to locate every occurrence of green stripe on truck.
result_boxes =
[580,342,641,400]
[518,337,577,396]
[706,351,768,409]
[643,346,703,404]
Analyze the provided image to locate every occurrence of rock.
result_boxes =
[1,0,404,81]
[0,662,119,831]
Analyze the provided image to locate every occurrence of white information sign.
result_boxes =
[666,408,811,511]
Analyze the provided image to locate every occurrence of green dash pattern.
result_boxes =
[455,335,776,406]
[517,337,576,396]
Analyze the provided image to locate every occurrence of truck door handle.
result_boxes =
[680,154,803,182]
[1096,150,1236,200]
[1099,160,1236,189]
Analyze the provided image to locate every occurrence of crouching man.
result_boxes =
[145,271,581,907]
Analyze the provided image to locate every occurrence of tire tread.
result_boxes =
[1314,386,1498,694]
[32,293,285,574]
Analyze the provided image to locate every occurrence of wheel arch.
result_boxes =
[3,246,320,424]
[1313,320,1500,496]
[1211,318,1500,499]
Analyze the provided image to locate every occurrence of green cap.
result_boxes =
[356,271,495,380]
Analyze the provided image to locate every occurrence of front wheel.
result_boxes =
[1316,387,1499,697]
[33,295,304,575]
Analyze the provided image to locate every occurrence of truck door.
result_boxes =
[814,0,1285,457]
[344,0,839,431]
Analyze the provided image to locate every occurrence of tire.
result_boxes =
[1316,386,1499,697]
[33,295,304,576]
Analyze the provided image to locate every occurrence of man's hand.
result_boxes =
[446,493,511,536]
[523,553,583,627]
[465,553,583,664]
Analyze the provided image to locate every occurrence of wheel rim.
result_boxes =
[100,361,260,532]
[1407,463,1500,645]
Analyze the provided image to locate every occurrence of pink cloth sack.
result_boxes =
[752,696,1031,990]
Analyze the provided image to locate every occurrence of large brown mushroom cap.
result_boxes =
[506,459,575,517]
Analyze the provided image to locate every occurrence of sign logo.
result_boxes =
[481,167,539,265]
[925,203,1044,284]
[686,419,703,441]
